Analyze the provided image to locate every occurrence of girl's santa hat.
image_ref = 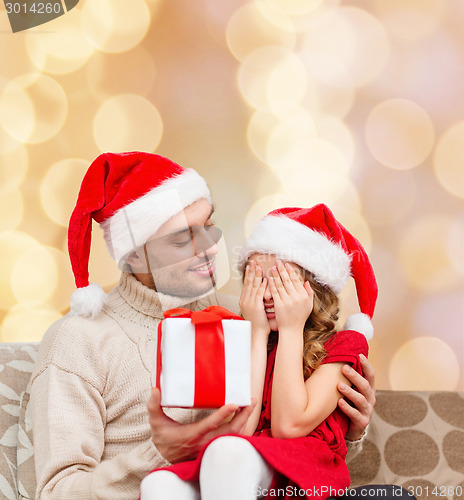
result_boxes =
[239,204,378,340]
[68,152,211,318]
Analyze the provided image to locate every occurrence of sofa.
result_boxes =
[1,342,463,500]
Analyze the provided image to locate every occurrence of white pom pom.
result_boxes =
[70,283,108,319]
[343,313,374,340]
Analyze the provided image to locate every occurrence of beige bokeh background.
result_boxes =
[0,0,462,391]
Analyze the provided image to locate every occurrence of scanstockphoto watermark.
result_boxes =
[255,485,409,497]
[2,0,78,33]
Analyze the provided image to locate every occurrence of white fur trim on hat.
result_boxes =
[343,313,373,340]
[239,215,351,294]
[101,169,211,264]
[69,283,108,319]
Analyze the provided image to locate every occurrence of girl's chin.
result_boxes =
[267,319,278,331]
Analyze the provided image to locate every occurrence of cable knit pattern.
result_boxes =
[30,273,240,500]
[345,425,369,464]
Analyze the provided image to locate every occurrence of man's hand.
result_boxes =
[337,354,376,441]
[148,388,256,463]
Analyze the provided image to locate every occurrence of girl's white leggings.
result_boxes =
[140,436,275,500]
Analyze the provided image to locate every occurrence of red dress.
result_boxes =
[153,330,368,499]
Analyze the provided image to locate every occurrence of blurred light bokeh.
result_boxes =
[0,0,462,391]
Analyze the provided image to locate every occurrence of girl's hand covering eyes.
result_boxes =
[239,261,271,338]
[268,260,314,333]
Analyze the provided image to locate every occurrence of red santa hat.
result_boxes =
[239,204,378,340]
[68,152,211,318]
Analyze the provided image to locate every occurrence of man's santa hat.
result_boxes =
[68,152,211,318]
[239,204,378,340]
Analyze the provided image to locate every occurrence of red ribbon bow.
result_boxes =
[156,306,243,407]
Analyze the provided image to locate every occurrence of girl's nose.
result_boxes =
[263,280,272,301]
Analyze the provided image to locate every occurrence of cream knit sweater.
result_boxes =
[30,272,363,500]
[30,272,240,500]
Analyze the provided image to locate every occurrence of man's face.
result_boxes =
[129,199,220,297]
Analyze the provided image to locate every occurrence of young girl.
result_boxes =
[140,203,377,500]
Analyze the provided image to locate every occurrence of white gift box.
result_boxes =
[153,313,251,408]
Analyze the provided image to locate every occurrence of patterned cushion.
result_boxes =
[348,390,464,500]
[0,344,38,500]
[17,385,35,499]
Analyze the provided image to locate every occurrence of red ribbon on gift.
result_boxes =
[156,306,243,407]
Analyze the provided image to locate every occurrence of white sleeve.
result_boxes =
[344,424,369,464]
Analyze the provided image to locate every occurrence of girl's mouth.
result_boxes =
[265,306,275,318]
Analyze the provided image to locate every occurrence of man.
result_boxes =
[30,152,375,499]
